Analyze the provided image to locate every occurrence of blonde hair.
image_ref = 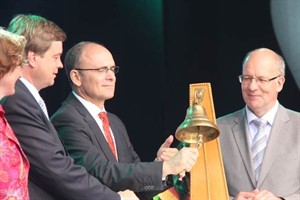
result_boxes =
[8,14,66,56]
[0,27,26,78]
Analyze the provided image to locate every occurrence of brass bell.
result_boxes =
[175,88,219,146]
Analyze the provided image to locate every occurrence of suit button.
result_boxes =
[143,185,154,191]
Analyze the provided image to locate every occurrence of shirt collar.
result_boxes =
[72,91,106,117]
[246,101,279,126]
[19,77,43,103]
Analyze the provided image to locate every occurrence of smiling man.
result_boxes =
[51,41,199,200]
[217,48,300,200]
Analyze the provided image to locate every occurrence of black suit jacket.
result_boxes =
[1,80,121,200]
[51,93,165,199]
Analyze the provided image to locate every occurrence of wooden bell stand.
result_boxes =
[157,83,229,200]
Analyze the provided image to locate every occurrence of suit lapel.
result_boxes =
[257,105,289,187]
[232,109,256,187]
[18,81,67,153]
[66,94,117,161]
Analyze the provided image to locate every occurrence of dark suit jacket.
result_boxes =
[51,93,165,199]
[217,105,300,200]
[1,80,121,200]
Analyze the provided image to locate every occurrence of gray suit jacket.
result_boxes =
[1,80,121,200]
[51,93,165,199]
[217,105,300,200]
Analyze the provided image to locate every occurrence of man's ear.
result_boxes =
[276,75,285,93]
[70,70,82,87]
[27,51,38,67]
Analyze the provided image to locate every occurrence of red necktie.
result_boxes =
[99,112,117,159]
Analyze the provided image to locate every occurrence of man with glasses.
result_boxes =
[2,14,198,199]
[51,41,199,199]
[217,48,300,200]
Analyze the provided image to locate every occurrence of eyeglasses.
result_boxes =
[238,75,280,85]
[73,66,119,74]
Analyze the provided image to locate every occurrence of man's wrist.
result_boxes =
[162,160,169,178]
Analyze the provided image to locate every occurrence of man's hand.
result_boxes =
[156,135,178,161]
[162,147,199,177]
[235,191,255,200]
[252,189,282,200]
[235,189,282,200]
[118,190,139,200]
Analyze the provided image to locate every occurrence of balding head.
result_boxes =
[242,48,285,76]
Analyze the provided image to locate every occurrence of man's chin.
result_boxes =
[105,95,114,100]
[49,81,55,87]
[45,80,55,89]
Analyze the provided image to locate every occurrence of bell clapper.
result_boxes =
[196,132,203,148]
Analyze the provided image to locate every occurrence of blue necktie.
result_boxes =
[38,97,49,119]
[251,119,267,181]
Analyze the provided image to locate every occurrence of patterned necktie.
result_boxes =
[38,97,49,119]
[99,112,117,159]
[251,119,267,181]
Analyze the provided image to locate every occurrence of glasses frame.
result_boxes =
[73,66,119,74]
[238,74,281,85]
